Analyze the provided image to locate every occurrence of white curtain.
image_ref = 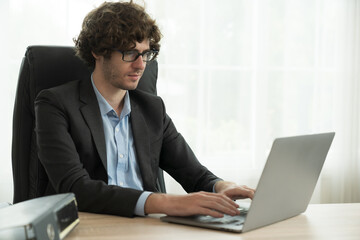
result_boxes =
[148,0,360,203]
[1,0,359,204]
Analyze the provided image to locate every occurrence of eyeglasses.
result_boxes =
[115,49,158,62]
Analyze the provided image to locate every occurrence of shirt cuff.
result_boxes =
[212,179,223,193]
[134,191,153,216]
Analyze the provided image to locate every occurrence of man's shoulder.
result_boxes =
[129,89,161,102]
[38,78,93,96]
[129,89,165,114]
[46,79,83,94]
[35,79,87,105]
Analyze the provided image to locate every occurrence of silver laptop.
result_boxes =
[161,132,335,233]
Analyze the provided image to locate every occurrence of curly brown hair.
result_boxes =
[74,1,162,69]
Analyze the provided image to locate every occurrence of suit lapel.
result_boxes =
[79,79,107,170]
[76,83,156,190]
[130,94,156,191]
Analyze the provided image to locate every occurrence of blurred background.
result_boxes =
[1,0,359,204]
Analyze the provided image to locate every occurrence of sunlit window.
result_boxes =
[1,0,359,204]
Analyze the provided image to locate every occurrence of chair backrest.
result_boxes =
[12,45,165,204]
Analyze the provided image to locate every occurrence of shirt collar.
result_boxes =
[91,74,131,119]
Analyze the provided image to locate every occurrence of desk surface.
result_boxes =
[67,203,360,240]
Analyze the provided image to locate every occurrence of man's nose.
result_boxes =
[132,55,146,70]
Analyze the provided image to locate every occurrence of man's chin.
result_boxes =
[117,82,139,91]
[129,81,140,90]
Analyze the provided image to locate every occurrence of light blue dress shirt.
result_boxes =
[91,76,152,216]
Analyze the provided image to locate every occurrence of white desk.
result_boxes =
[67,203,360,240]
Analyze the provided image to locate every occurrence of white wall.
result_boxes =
[1,0,14,203]
[1,0,360,204]
[0,0,94,203]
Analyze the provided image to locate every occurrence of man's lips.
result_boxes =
[128,72,142,80]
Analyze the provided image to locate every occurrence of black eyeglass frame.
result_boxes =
[114,49,159,62]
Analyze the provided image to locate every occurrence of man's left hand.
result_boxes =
[214,181,255,200]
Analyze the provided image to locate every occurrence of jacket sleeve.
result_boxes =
[157,98,221,193]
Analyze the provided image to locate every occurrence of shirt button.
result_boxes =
[119,182,124,186]
[119,154,124,158]
[115,128,119,132]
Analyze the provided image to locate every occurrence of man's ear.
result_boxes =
[92,51,100,60]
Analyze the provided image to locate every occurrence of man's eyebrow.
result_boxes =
[130,48,151,52]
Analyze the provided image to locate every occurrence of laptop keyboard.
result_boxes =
[196,207,248,225]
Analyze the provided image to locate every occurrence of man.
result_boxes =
[35,1,254,218]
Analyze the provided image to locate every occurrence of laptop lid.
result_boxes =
[160,132,335,233]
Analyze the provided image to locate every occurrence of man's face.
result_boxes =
[96,39,150,90]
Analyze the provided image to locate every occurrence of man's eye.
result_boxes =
[125,51,138,57]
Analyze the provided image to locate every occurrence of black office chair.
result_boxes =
[12,46,166,204]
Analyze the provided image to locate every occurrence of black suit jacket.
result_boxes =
[35,78,220,217]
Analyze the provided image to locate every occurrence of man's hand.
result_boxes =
[144,192,241,218]
[214,181,255,200]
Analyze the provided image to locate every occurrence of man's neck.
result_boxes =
[92,71,126,116]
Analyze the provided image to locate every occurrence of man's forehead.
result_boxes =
[133,39,150,50]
